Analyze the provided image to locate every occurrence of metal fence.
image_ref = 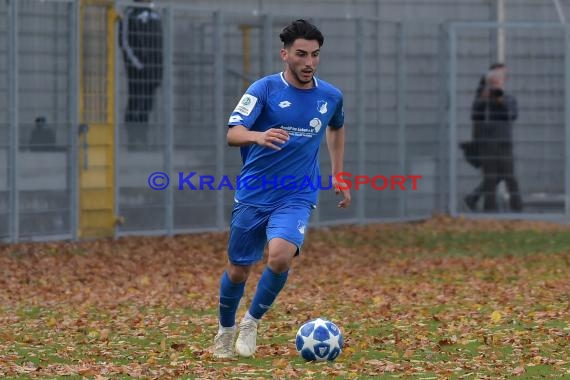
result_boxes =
[0,0,568,243]
[0,0,78,242]
[113,5,450,238]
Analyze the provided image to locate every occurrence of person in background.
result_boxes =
[466,63,523,212]
[119,0,163,151]
[464,64,498,210]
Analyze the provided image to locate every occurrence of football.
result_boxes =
[295,317,343,361]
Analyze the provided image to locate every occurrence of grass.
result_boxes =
[0,216,569,378]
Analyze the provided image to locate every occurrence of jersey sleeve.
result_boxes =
[328,95,344,129]
[227,80,266,129]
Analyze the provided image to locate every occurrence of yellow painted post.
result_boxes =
[77,0,117,239]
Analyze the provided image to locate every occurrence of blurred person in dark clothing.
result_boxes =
[465,63,522,212]
[119,0,163,150]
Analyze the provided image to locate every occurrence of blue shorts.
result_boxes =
[227,201,314,266]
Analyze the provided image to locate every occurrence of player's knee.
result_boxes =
[267,252,294,273]
[227,264,251,283]
[267,238,298,272]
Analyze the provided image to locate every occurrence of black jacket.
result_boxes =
[119,6,163,83]
[471,90,518,143]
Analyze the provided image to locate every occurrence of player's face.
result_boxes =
[281,38,321,89]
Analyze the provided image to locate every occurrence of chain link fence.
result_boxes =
[0,0,568,242]
[0,0,77,242]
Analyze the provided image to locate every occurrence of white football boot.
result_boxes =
[213,326,236,359]
[235,317,259,357]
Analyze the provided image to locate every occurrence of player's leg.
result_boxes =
[213,202,268,359]
[213,262,250,359]
[235,203,312,357]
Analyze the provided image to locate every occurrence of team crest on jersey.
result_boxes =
[309,118,322,133]
[317,100,328,114]
[279,101,292,108]
[233,94,258,116]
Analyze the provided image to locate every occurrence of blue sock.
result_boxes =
[248,267,289,320]
[218,271,245,328]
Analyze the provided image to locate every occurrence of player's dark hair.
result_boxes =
[279,19,324,48]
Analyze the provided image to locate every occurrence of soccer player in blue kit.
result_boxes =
[213,19,351,359]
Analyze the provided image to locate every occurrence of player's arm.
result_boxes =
[326,126,351,208]
[227,125,289,151]
[326,126,344,176]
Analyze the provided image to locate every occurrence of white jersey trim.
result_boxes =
[279,72,289,86]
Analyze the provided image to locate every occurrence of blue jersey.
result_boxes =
[227,72,344,207]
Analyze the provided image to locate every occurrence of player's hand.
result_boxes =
[332,175,351,208]
[256,128,289,150]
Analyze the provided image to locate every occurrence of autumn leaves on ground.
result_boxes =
[1,215,569,379]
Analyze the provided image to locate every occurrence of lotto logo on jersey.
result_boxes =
[233,94,258,116]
